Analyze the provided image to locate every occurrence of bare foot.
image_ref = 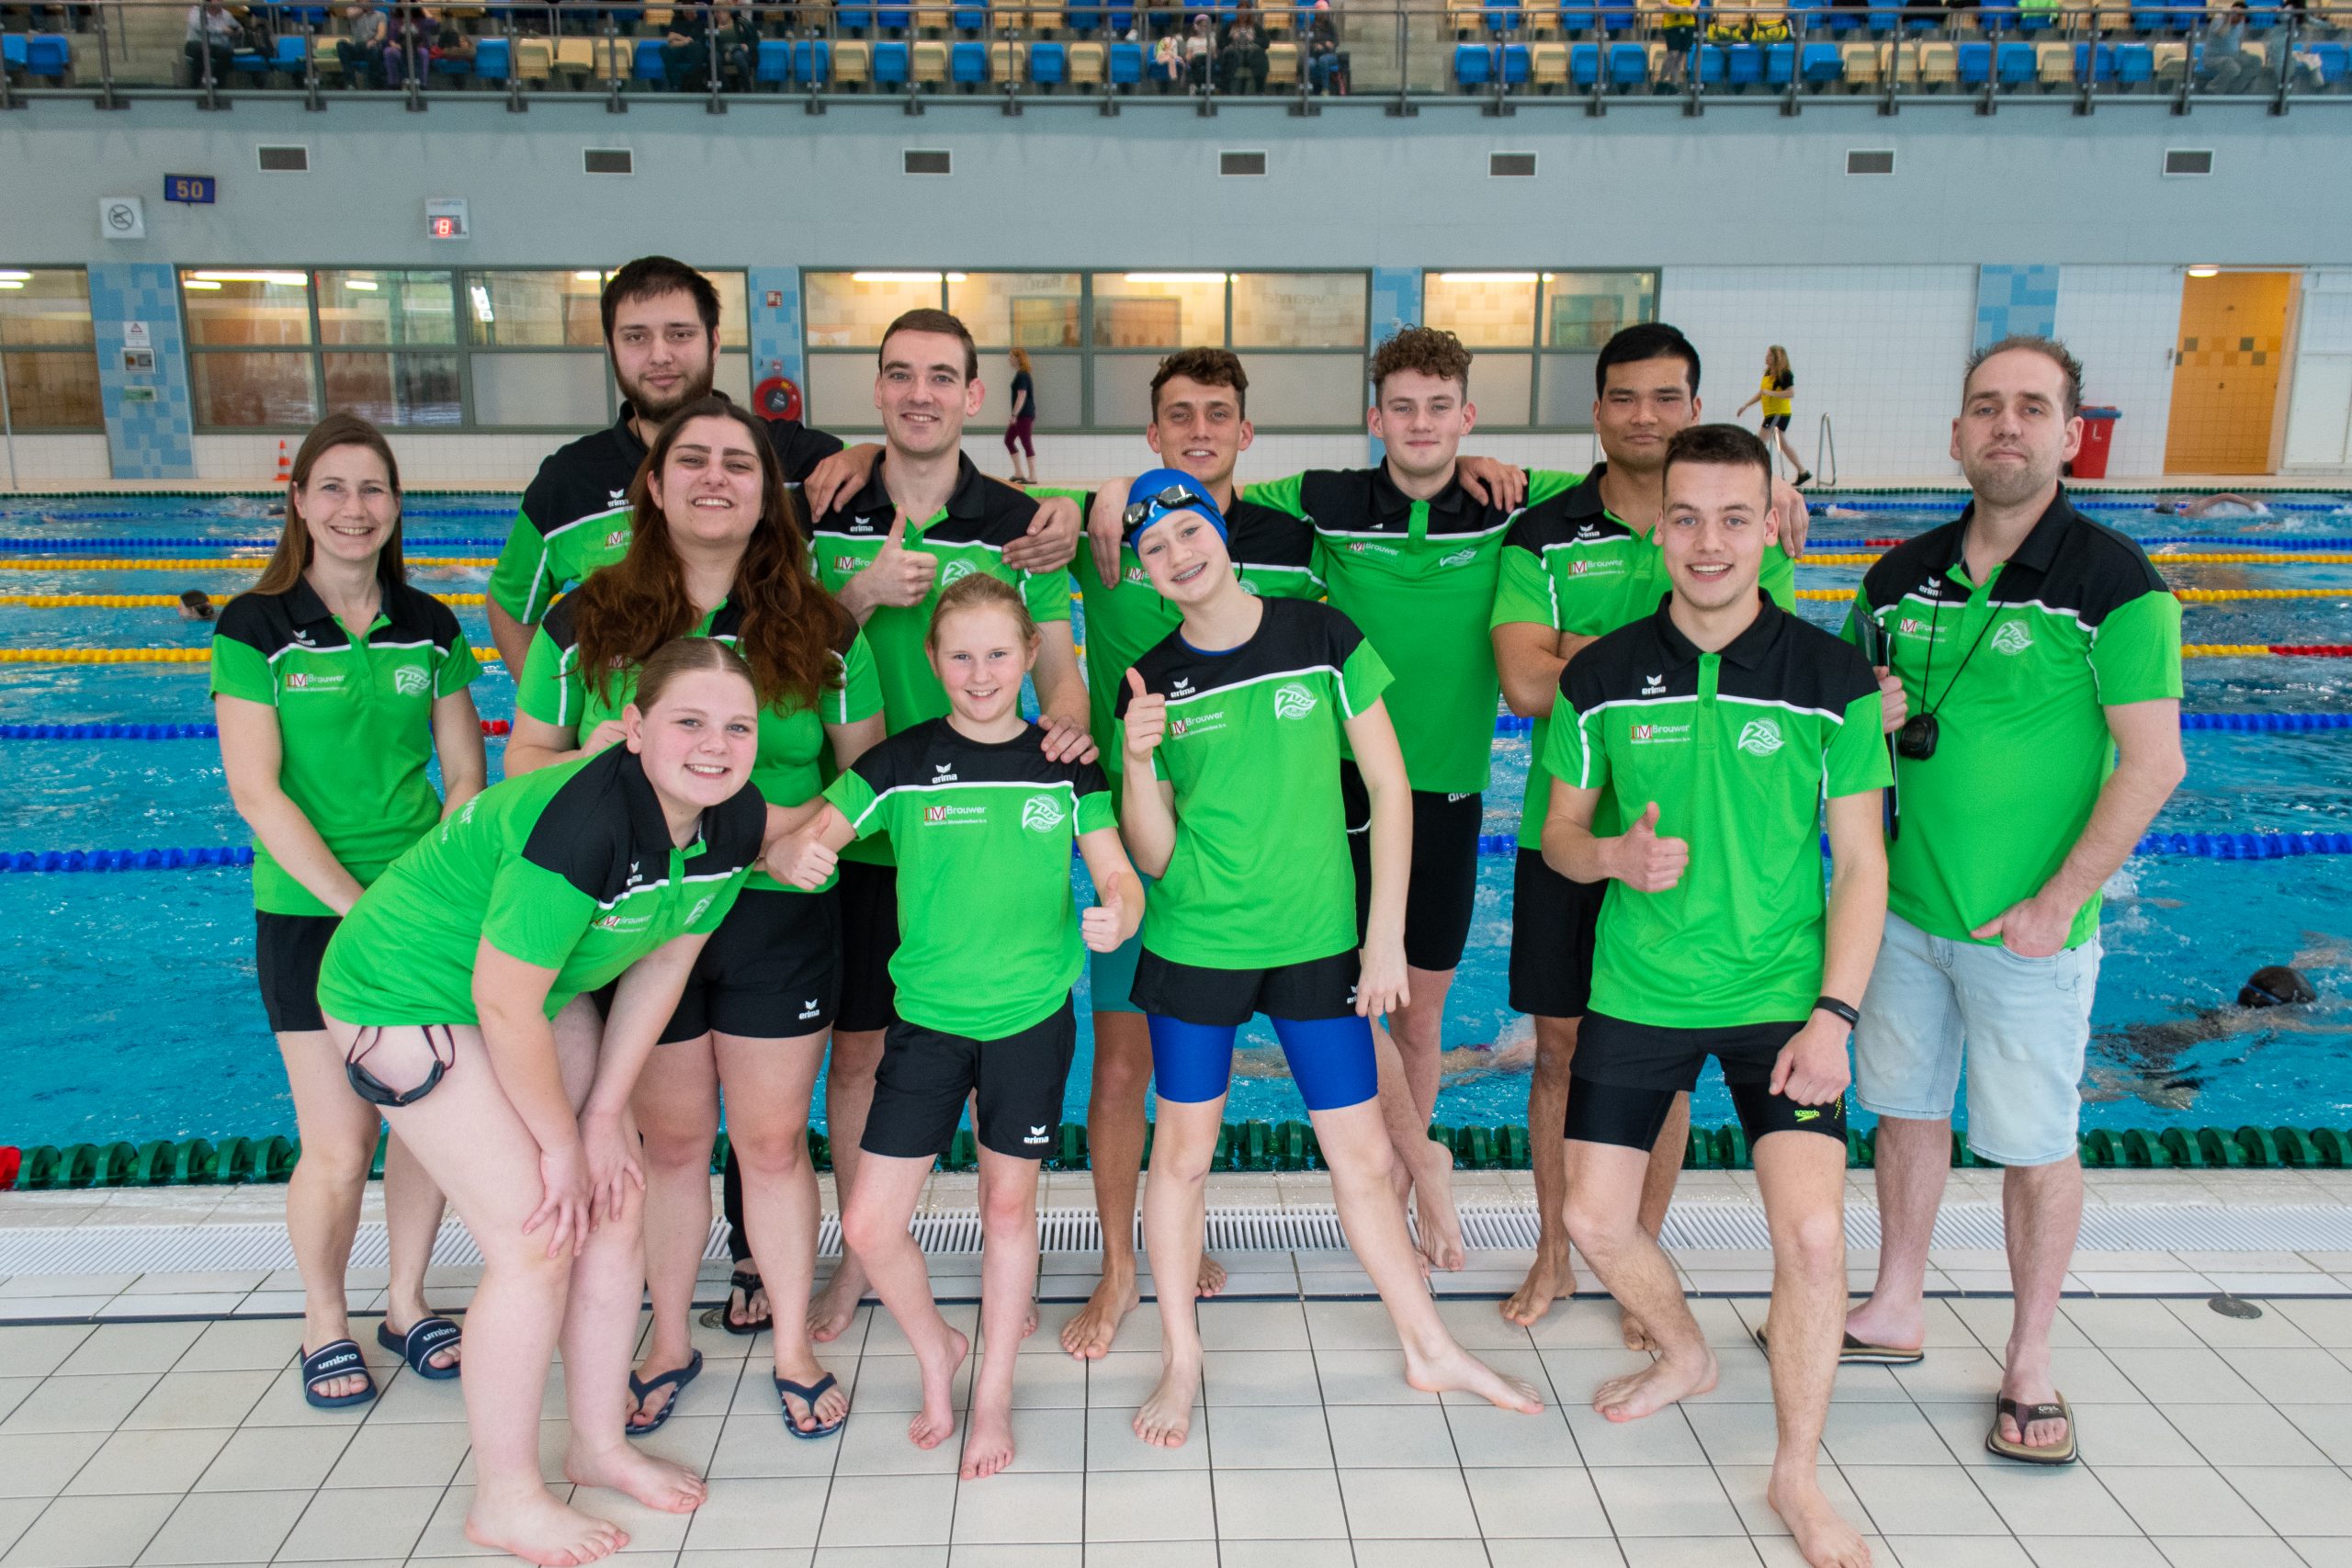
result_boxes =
[1023,1303,1039,1340]
[1412,1143,1466,1272]
[563,1444,707,1515]
[1843,1295,1923,1361]
[1500,1243,1576,1327]
[1996,1368,2070,1452]
[1133,1349,1201,1448]
[1769,1471,1873,1568]
[960,1395,1016,1480]
[1196,1254,1227,1299]
[1062,1269,1138,1360]
[1621,1308,1657,1353]
[1402,1341,1544,1414]
[1592,1348,1718,1423]
[808,1262,866,1345]
[908,1326,970,1451]
[465,1487,628,1567]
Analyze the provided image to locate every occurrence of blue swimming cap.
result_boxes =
[1123,468,1227,544]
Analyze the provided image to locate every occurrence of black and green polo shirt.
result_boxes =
[1114,597,1393,972]
[1543,596,1890,1029]
[486,402,842,626]
[1491,465,1799,849]
[1842,489,2182,950]
[1034,486,1324,783]
[514,593,883,895]
[210,580,482,917]
[1250,465,1576,795]
[824,718,1114,1040]
[316,744,763,1027]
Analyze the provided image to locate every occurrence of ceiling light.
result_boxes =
[573,270,603,282]
[0,281,22,290]
[2187,265,2220,277]
[342,279,379,291]
[188,271,310,287]
[181,280,222,290]
[0,270,31,282]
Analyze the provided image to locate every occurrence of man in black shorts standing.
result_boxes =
[1542,423,1887,1568]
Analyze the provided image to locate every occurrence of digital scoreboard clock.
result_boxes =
[424,198,469,241]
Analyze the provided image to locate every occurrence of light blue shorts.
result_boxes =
[1853,911,2100,1168]
[1087,872,1155,1017]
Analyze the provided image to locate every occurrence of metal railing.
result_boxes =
[1,3,2346,110]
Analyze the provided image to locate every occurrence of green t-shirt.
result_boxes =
[824,717,1114,1039]
[1843,491,2183,949]
[1250,465,1575,795]
[1491,467,1798,849]
[809,454,1072,865]
[514,593,882,894]
[1114,597,1393,970]
[316,745,763,1027]
[209,580,481,917]
[1544,598,1891,1030]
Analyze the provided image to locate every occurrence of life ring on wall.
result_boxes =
[754,376,804,423]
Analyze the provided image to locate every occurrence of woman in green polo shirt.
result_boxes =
[508,396,885,1440]
[316,636,767,1565]
[212,412,487,1410]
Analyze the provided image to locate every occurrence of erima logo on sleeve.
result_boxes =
[1736,718,1785,757]
[1272,682,1318,720]
[392,666,431,697]
[1021,795,1067,832]
[607,490,629,507]
[1992,621,2034,655]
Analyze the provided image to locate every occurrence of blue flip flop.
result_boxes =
[775,1371,845,1439]
[378,1316,463,1381]
[625,1348,703,1438]
[300,1340,378,1410]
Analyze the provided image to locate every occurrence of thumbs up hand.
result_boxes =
[1121,669,1167,765]
[1082,881,1126,953]
[863,514,939,610]
[1611,802,1690,893]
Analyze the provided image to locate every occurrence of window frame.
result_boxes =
[0,265,105,435]
[1419,268,1664,434]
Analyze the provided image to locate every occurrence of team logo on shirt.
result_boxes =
[393,666,430,697]
[832,555,864,574]
[1021,795,1067,832]
[1348,541,1399,558]
[604,529,628,549]
[607,489,629,508]
[687,897,713,925]
[282,671,347,694]
[1437,547,1477,570]
[924,803,987,826]
[1992,621,2034,656]
[1641,673,1667,695]
[1238,580,1261,596]
[1125,566,1150,587]
[1736,718,1785,757]
[1272,683,1317,721]
[940,559,976,587]
[1024,1125,1051,1145]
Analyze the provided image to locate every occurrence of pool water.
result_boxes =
[4,491,2351,1146]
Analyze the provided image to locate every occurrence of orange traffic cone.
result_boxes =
[274,440,289,484]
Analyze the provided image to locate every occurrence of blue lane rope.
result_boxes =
[2,847,254,873]
[0,536,503,553]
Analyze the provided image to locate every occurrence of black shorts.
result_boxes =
[1761,413,1792,432]
[835,858,900,1034]
[664,886,840,1043]
[1340,761,1482,973]
[1564,1011,1847,1153]
[861,995,1077,1161]
[1508,848,1606,1021]
[256,910,338,1034]
[1130,946,1359,1029]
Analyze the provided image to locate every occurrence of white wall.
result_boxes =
[1658,265,1978,480]
[191,432,572,488]
[0,435,111,486]
[2055,265,2185,480]
[2284,269,2352,471]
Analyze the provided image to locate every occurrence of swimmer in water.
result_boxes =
[178,589,216,622]
[2084,962,2327,1111]
[2155,492,2270,520]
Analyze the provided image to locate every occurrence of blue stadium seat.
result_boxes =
[1695,43,1725,85]
[1109,6,1138,34]
[1598,2,1634,33]
[2114,41,2154,84]
[1485,1,1520,32]
[1981,0,2019,29]
[794,39,831,83]
[0,37,25,74]
[2128,1,2172,32]
[475,38,511,80]
[1070,3,1103,29]
[756,38,790,83]
[232,48,267,77]
[1800,41,1840,84]
[952,39,986,81]
[1956,40,1992,83]
[1500,40,1530,81]
[1454,42,1493,85]
[29,33,69,77]
[878,4,911,32]
[1570,39,1600,85]
[1996,39,2034,83]
[1867,1,1900,33]
[1108,39,1142,83]
[839,4,876,31]
[432,49,474,78]
[874,39,910,83]
[1607,39,1645,85]
[1030,39,1066,83]
[2074,41,2114,81]
[1764,40,1793,85]
[272,35,308,76]
[955,4,988,28]
[631,38,664,81]
[2310,41,2346,85]
[1726,42,1762,86]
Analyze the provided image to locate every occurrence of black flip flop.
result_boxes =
[378,1316,462,1381]
[700,1267,770,1337]
[625,1348,703,1438]
[300,1340,378,1410]
[775,1371,845,1439]
[1753,1325,1925,1366]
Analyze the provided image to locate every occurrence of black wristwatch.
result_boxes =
[1814,996,1860,1028]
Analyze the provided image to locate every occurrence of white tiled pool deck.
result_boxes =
[1,1168,2350,1568]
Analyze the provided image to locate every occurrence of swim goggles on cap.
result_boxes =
[1123,484,1225,536]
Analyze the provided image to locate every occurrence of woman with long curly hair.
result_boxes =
[508,395,886,1439]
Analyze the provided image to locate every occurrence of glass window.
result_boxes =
[805,354,883,433]
[1232,273,1366,349]
[1423,273,1540,350]
[317,271,459,347]
[191,352,318,427]
[322,353,464,428]
[0,268,102,432]
[1091,273,1227,348]
[1544,271,1657,350]
[950,272,1081,350]
[469,352,611,429]
[708,272,749,351]
[1464,352,1533,429]
[179,270,314,347]
[467,270,606,347]
[804,272,950,348]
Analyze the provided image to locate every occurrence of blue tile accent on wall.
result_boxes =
[1974,265,2061,350]
[86,264,196,482]
[748,266,803,408]
[1366,267,1421,464]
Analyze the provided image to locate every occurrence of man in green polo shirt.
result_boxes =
[1488,322,1813,1336]
[1544,423,1887,1568]
[1842,337,2185,1469]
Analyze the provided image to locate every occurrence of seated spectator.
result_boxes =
[1306,0,1341,93]
[185,0,243,82]
[2199,1,2264,90]
[662,2,716,89]
[1152,29,1184,84]
[1218,14,1266,92]
[335,1,390,84]
[1184,13,1213,88]
[427,6,475,67]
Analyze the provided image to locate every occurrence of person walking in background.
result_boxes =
[1005,347,1040,485]
[1738,345,1813,488]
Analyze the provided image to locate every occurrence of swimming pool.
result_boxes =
[4,491,2350,1147]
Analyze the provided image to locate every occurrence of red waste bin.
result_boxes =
[2070,406,2120,479]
